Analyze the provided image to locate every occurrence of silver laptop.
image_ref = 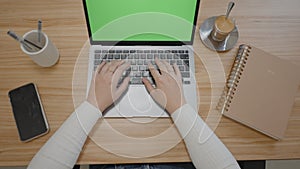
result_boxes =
[83,0,200,117]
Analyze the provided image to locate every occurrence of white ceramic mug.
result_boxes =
[21,30,59,67]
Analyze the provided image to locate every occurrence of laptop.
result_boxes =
[83,0,200,117]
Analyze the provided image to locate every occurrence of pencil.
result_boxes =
[38,19,42,43]
[7,30,33,50]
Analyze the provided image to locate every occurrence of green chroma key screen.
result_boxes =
[85,0,198,42]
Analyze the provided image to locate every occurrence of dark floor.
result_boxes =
[72,160,266,169]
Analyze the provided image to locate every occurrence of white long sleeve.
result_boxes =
[27,101,102,169]
[28,102,240,169]
[171,104,240,169]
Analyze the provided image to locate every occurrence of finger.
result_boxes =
[106,60,125,73]
[96,61,106,74]
[92,62,106,88]
[113,62,130,78]
[148,63,160,80]
[112,59,125,67]
[161,60,175,75]
[115,76,130,99]
[101,61,110,73]
[142,77,155,94]
[173,63,182,80]
[155,58,168,74]
[109,60,125,73]
[112,62,131,88]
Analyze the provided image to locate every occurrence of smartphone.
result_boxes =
[8,83,49,142]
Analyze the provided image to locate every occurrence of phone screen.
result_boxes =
[8,83,49,142]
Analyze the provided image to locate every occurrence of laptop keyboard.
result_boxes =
[93,49,191,85]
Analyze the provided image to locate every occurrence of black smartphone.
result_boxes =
[8,83,49,142]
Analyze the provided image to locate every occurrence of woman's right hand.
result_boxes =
[142,58,186,114]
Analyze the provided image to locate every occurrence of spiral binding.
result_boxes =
[216,44,252,114]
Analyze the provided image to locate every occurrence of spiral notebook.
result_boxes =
[217,44,299,140]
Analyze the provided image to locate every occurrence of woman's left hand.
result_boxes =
[87,60,130,112]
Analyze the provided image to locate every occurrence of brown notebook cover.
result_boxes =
[217,44,299,140]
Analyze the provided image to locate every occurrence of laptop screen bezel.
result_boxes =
[82,0,200,46]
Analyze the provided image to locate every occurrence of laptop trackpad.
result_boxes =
[119,86,167,117]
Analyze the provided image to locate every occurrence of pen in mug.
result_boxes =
[24,39,42,50]
[7,30,42,50]
[38,19,42,43]
[7,30,33,50]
